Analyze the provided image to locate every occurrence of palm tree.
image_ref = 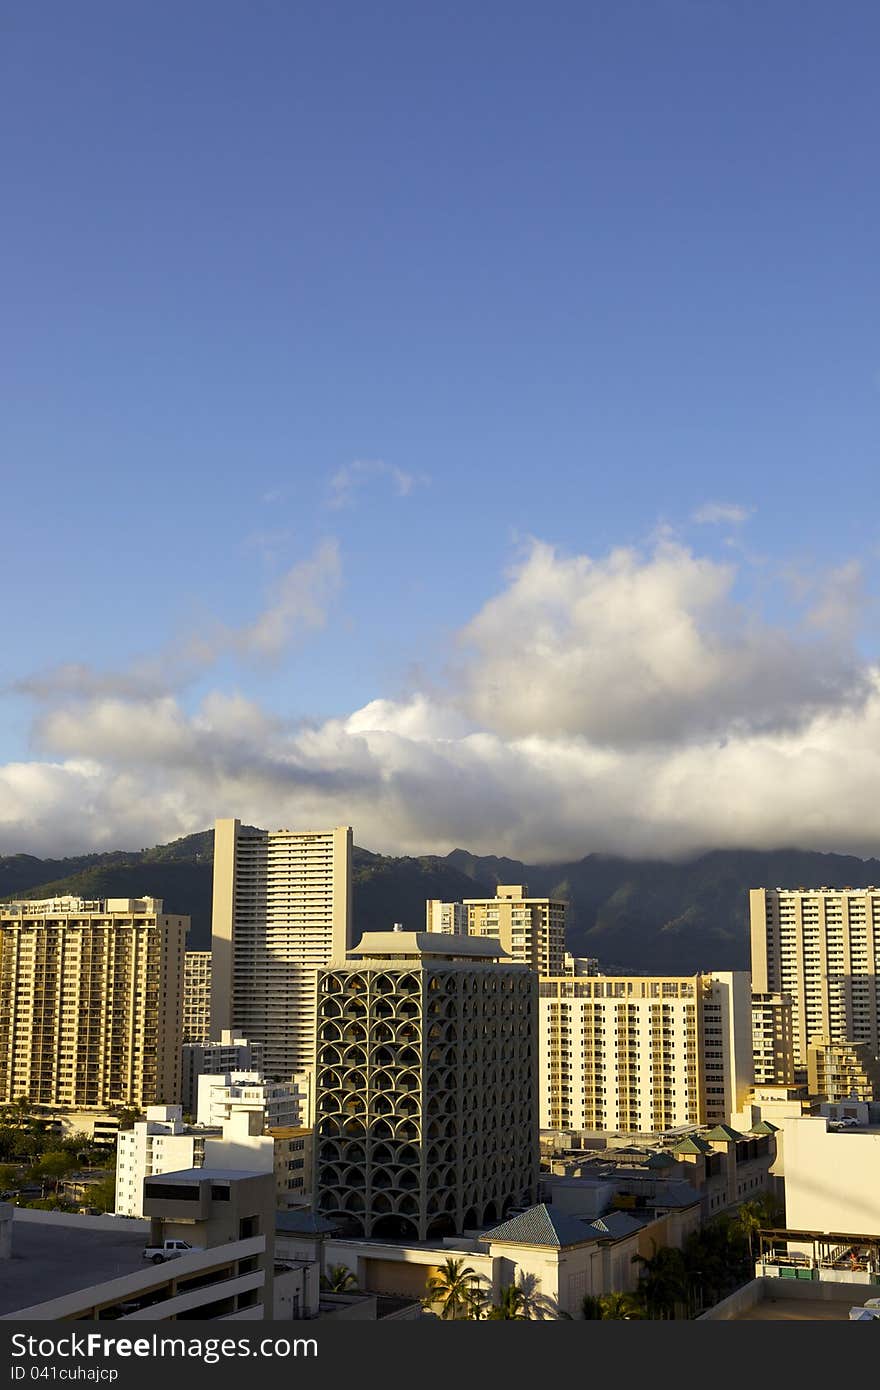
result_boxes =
[632,1243,689,1319]
[734,1200,765,1264]
[487,1283,528,1320]
[512,1270,561,1320]
[599,1291,643,1320]
[423,1257,479,1320]
[322,1263,359,1293]
[581,1294,604,1319]
[464,1278,493,1321]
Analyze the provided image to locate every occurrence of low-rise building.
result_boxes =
[196,1071,302,1130]
[0,1169,280,1322]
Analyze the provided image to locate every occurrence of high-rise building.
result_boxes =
[539,972,753,1133]
[752,992,795,1087]
[183,951,212,1043]
[806,1036,880,1103]
[563,952,600,977]
[181,1030,263,1115]
[315,930,539,1241]
[0,896,186,1109]
[425,900,467,934]
[750,887,880,1067]
[427,884,566,975]
[211,818,353,1078]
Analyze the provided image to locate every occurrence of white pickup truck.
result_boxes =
[142,1238,203,1264]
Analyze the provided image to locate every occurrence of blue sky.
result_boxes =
[2,2,880,859]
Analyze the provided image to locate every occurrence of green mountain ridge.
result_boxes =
[3,832,880,973]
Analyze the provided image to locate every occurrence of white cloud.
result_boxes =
[457,539,866,746]
[328,459,429,509]
[692,501,753,525]
[3,535,880,862]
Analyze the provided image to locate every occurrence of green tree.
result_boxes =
[734,1200,764,1264]
[599,1291,643,1320]
[464,1279,493,1321]
[632,1243,690,1319]
[321,1263,358,1294]
[487,1284,528,1320]
[581,1294,604,1319]
[33,1151,78,1190]
[422,1258,479,1320]
[84,1175,117,1213]
[0,1163,18,1191]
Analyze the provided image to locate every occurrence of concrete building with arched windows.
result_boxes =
[314,931,538,1242]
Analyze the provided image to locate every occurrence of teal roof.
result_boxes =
[645,1151,677,1169]
[703,1124,744,1142]
[481,1204,597,1249]
[588,1211,646,1239]
[670,1135,712,1155]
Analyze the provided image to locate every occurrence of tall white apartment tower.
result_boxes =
[750,887,880,1068]
[211,819,353,1079]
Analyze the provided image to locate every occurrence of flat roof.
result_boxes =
[146,1167,268,1182]
[348,932,510,960]
[0,1214,149,1316]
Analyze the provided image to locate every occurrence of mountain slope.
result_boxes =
[3,833,880,972]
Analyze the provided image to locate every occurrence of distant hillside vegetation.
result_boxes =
[3,832,880,973]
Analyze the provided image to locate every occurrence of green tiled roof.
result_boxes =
[751,1120,779,1134]
[670,1135,712,1154]
[481,1204,597,1248]
[703,1124,743,1142]
[645,1151,677,1169]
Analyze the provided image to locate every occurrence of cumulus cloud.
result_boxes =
[327,459,429,509]
[3,535,880,862]
[692,501,753,525]
[457,539,867,746]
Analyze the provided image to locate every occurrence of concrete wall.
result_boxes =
[13,1208,148,1235]
[699,1276,871,1320]
[782,1116,880,1233]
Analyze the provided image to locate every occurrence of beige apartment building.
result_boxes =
[426,883,566,975]
[211,818,352,1079]
[806,1035,880,1103]
[0,896,186,1109]
[750,887,880,1067]
[539,972,753,1134]
[752,992,795,1086]
[182,950,212,1044]
[315,930,539,1241]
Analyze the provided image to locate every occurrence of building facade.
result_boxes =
[539,972,753,1134]
[183,951,212,1044]
[750,887,880,1067]
[195,1071,303,1130]
[427,884,566,975]
[0,896,186,1109]
[211,819,353,1078]
[752,992,796,1087]
[315,931,539,1241]
[806,1035,880,1102]
[181,1031,263,1115]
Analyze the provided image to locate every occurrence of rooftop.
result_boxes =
[347,931,510,961]
[0,1213,149,1316]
